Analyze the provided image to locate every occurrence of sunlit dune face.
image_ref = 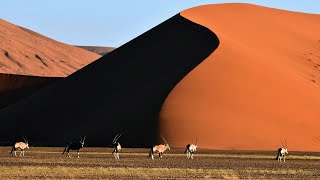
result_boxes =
[160,3,320,151]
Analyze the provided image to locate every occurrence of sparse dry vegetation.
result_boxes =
[0,147,319,179]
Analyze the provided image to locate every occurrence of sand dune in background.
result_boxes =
[0,14,219,146]
[0,19,100,77]
[160,3,320,151]
[76,46,115,56]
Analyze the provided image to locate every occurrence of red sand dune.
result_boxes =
[0,19,100,77]
[160,3,320,151]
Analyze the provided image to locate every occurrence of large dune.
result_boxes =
[160,3,320,151]
[0,14,218,146]
[0,19,100,77]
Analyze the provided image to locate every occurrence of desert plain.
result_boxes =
[1,147,320,179]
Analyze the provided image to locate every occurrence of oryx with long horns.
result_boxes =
[149,134,170,160]
[276,139,288,162]
[10,136,29,157]
[112,133,122,159]
[62,136,86,158]
[184,138,198,159]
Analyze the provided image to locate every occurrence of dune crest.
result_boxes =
[160,3,320,151]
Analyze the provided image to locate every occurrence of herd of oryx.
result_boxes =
[8,135,288,162]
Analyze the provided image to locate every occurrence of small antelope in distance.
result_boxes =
[184,138,198,159]
[276,139,288,162]
[62,136,86,158]
[112,133,122,159]
[10,136,29,157]
[149,135,170,160]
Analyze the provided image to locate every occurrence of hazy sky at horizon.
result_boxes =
[1,1,319,47]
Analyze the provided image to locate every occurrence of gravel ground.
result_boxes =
[0,147,319,179]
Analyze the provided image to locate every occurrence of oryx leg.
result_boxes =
[19,150,23,157]
[13,150,17,157]
[283,156,286,162]
[191,152,194,159]
[116,152,120,159]
[77,150,80,158]
[22,150,25,157]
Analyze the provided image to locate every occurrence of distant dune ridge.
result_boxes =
[76,46,115,56]
[0,18,101,77]
[0,14,219,146]
[161,3,320,151]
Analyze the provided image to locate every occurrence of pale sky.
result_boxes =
[1,0,319,47]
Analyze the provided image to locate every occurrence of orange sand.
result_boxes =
[0,19,100,77]
[160,3,320,151]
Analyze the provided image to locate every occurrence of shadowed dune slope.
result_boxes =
[0,19,100,77]
[0,14,219,146]
[0,74,60,109]
[160,3,320,151]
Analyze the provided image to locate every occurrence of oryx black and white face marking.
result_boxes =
[62,136,86,158]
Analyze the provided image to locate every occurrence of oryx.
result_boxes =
[149,135,170,160]
[62,136,86,158]
[10,136,29,157]
[112,133,122,159]
[184,138,198,159]
[276,139,288,162]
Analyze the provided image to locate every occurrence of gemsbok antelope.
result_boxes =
[149,135,170,160]
[276,139,288,162]
[62,136,86,158]
[112,133,122,159]
[184,138,198,159]
[10,136,29,157]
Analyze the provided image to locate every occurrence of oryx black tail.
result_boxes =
[149,147,154,157]
[276,148,281,160]
[9,146,14,154]
[62,146,68,155]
